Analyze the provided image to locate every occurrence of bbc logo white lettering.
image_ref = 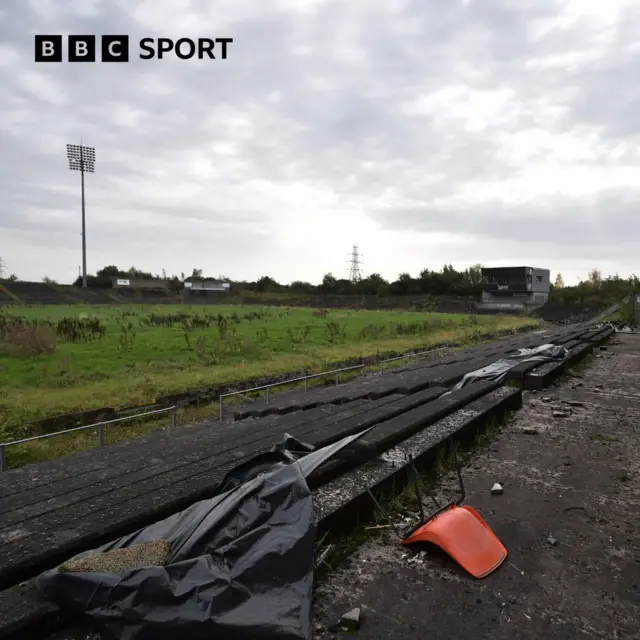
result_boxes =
[68,36,96,62]
[75,41,89,57]
[101,36,129,62]
[42,41,56,56]
[34,35,63,62]
[35,34,232,63]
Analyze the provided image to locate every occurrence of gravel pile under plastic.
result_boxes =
[58,540,172,573]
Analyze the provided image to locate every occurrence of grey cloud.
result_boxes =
[373,188,640,256]
[0,0,639,283]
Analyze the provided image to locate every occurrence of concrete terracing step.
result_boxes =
[226,374,419,420]
[0,386,452,590]
[523,326,614,390]
[226,328,595,422]
[0,383,519,640]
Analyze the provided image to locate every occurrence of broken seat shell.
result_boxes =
[402,504,507,579]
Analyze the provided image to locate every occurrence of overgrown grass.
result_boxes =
[0,304,537,443]
[605,297,636,326]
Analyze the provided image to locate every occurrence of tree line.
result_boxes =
[3,264,639,306]
[69,264,487,297]
[72,265,640,305]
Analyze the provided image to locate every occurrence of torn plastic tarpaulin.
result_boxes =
[449,343,569,392]
[36,429,372,640]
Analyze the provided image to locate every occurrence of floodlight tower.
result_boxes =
[66,143,95,287]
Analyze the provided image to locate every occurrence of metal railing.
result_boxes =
[219,346,449,421]
[587,300,624,325]
[0,405,177,472]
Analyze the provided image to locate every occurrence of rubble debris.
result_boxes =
[541,396,552,403]
[553,409,572,418]
[547,536,558,546]
[523,427,540,435]
[340,608,361,631]
[491,483,504,495]
[58,540,171,573]
[563,400,584,407]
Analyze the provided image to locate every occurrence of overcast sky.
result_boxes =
[1,0,639,286]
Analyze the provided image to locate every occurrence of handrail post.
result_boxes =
[265,385,270,404]
[171,406,177,429]
[98,423,105,448]
[0,445,6,472]
[219,395,224,422]
[335,371,339,385]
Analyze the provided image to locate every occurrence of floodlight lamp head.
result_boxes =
[66,144,96,173]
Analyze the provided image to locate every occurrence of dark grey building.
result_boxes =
[480,266,550,310]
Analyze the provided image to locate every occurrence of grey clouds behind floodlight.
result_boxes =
[0,0,639,285]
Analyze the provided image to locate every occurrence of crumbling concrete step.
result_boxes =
[274,388,447,453]
[585,326,615,343]
[0,396,373,513]
[0,387,449,590]
[228,374,408,420]
[353,380,502,456]
[524,342,595,391]
[229,362,463,421]
[314,385,522,537]
[0,397,387,529]
[307,381,502,488]
[425,354,509,386]
[0,402,359,517]
[561,339,582,351]
[506,359,546,382]
[385,333,554,374]
[579,328,603,341]
[221,330,582,418]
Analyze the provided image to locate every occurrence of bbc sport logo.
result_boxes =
[34,35,233,62]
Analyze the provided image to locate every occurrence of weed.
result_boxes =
[325,320,347,344]
[590,433,619,443]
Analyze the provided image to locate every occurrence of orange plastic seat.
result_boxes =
[402,504,507,578]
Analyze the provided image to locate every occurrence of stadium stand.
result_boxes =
[0,284,18,304]
[64,287,121,305]
[2,282,72,305]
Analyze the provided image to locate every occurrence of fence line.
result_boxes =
[0,405,177,472]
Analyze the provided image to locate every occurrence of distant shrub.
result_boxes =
[0,316,56,356]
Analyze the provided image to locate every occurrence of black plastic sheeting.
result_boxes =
[451,343,569,391]
[37,429,371,640]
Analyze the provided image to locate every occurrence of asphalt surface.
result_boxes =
[313,333,640,640]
